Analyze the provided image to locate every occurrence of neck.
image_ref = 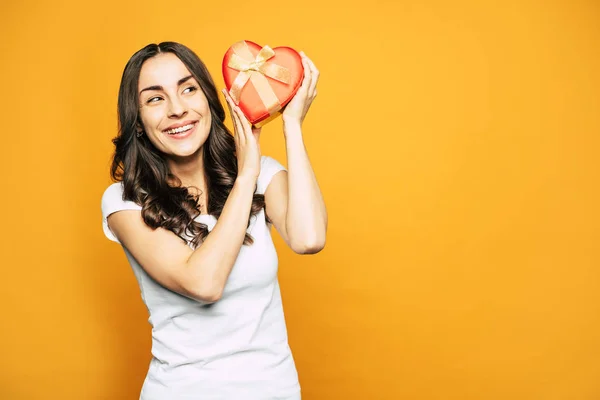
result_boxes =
[166,147,206,191]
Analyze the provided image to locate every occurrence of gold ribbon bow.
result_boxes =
[227,41,291,115]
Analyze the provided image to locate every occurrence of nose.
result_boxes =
[168,95,187,118]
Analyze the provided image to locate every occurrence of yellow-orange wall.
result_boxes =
[1,0,599,399]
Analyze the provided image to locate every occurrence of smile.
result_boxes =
[164,123,196,135]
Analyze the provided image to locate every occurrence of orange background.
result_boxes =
[1,0,599,399]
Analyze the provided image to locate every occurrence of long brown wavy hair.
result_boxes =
[110,42,266,248]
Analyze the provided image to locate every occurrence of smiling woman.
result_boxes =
[137,64,211,154]
[111,43,254,232]
[100,41,327,399]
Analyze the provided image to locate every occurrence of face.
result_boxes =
[137,53,212,158]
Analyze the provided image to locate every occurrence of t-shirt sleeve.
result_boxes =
[101,182,142,243]
[257,155,287,194]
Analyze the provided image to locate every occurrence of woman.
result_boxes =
[100,42,327,399]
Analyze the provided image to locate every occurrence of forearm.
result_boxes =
[185,175,257,299]
[284,123,328,251]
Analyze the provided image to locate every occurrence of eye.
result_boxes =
[183,86,198,94]
[147,96,162,104]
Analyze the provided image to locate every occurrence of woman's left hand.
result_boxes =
[282,52,319,127]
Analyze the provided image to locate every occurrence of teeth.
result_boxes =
[165,123,194,135]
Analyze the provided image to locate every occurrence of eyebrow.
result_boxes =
[139,75,194,95]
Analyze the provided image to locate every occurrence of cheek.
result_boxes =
[139,107,162,129]
[194,93,211,115]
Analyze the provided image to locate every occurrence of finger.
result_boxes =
[223,89,255,149]
[224,88,249,131]
[298,52,312,98]
[225,92,246,148]
[221,90,236,131]
[222,87,239,106]
[303,55,320,96]
[222,89,243,147]
[231,106,246,147]
[234,105,253,141]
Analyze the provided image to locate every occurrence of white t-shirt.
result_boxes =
[101,156,300,400]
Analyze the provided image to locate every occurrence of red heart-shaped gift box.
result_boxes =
[222,40,304,127]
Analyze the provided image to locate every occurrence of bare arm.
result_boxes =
[265,130,327,254]
[108,174,257,303]
[107,89,262,304]
[264,51,327,254]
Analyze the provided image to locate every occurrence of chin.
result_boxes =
[170,145,201,158]
[173,140,206,158]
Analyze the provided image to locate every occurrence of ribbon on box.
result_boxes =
[227,41,291,114]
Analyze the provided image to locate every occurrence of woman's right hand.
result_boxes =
[222,89,261,181]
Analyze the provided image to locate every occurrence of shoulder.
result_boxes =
[101,182,143,243]
[101,182,126,212]
[101,181,142,220]
[101,181,123,202]
[257,155,287,194]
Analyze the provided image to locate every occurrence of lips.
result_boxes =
[165,124,195,136]
[164,121,198,140]
[162,120,198,133]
